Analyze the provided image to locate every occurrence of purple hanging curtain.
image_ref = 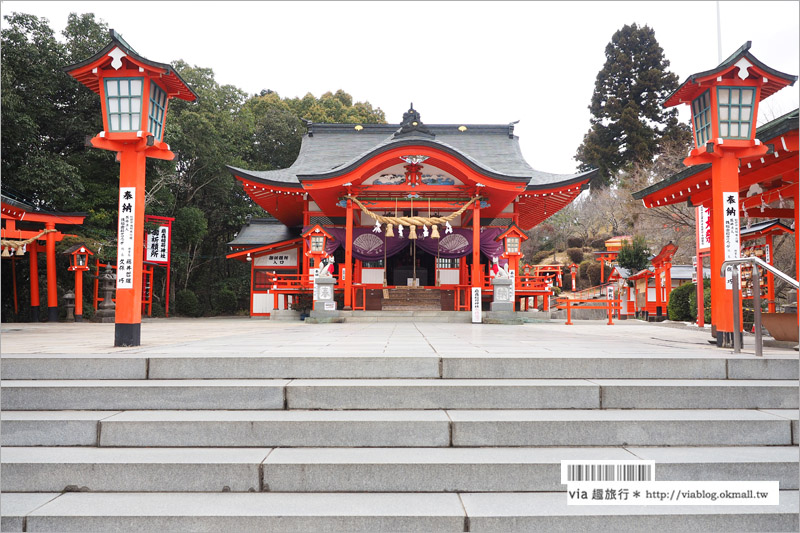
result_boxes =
[305,225,507,264]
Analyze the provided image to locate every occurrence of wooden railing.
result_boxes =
[556,297,622,326]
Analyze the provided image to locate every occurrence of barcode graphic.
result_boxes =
[561,461,655,483]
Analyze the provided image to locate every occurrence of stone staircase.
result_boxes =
[1,349,798,531]
[381,287,442,310]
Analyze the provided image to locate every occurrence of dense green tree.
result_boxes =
[616,235,651,273]
[575,23,691,188]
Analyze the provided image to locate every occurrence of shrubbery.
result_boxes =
[566,236,584,248]
[566,247,584,264]
[667,282,695,321]
[176,289,202,317]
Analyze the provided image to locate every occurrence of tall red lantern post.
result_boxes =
[65,31,196,346]
[64,244,93,322]
[663,42,796,347]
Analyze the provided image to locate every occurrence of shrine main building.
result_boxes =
[227,106,596,315]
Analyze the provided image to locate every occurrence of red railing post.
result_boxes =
[565,299,573,325]
[607,297,614,325]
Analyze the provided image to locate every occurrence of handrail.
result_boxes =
[720,257,799,289]
[721,257,799,356]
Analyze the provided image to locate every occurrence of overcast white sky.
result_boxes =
[4,1,799,174]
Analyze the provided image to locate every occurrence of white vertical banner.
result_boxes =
[509,269,515,303]
[698,206,711,251]
[765,244,770,264]
[311,268,319,301]
[471,287,482,323]
[117,187,135,289]
[723,192,740,289]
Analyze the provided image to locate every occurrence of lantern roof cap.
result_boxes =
[664,41,797,108]
[62,243,94,256]
[64,29,197,102]
[495,223,529,242]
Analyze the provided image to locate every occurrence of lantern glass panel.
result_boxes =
[507,237,519,254]
[310,235,324,252]
[691,90,711,147]
[716,87,755,140]
[105,77,144,132]
[148,82,168,141]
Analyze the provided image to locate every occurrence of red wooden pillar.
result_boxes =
[344,199,353,308]
[115,147,147,346]
[28,241,40,322]
[709,152,740,345]
[472,201,481,288]
[45,222,58,322]
[664,262,672,309]
[74,269,85,321]
[654,267,664,317]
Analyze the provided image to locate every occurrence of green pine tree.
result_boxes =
[575,24,691,188]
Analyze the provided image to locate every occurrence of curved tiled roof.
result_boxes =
[228,122,594,189]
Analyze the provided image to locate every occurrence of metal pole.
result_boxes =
[752,266,762,357]
[731,267,741,352]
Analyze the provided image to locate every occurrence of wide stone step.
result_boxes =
[2,446,797,494]
[0,380,288,410]
[0,492,467,532]
[442,354,799,380]
[261,446,799,492]
[4,352,795,380]
[97,410,451,447]
[2,491,796,532]
[1,447,268,492]
[286,379,600,409]
[448,409,794,447]
[284,379,796,410]
[5,409,794,448]
[4,378,793,411]
[458,491,799,532]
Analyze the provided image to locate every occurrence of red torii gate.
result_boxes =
[1,196,86,321]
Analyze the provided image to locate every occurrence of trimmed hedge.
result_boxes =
[565,247,584,264]
[667,282,696,321]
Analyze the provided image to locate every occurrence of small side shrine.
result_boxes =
[228,105,597,316]
[593,236,632,284]
[633,43,797,345]
[739,219,794,312]
[1,194,86,321]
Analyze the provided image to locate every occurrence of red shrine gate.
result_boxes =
[228,106,597,315]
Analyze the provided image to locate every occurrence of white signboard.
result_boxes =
[509,270,515,303]
[471,287,482,323]
[146,225,170,264]
[692,256,698,283]
[117,187,135,289]
[324,301,336,311]
[254,248,297,267]
[723,192,740,289]
[698,206,711,251]
[311,268,319,301]
[765,244,770,264]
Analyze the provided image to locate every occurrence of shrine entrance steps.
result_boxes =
[337,310,473,322]
[2,332,798,531]
[380,286,442,311]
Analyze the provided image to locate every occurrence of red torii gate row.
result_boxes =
[1,197,86,321]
